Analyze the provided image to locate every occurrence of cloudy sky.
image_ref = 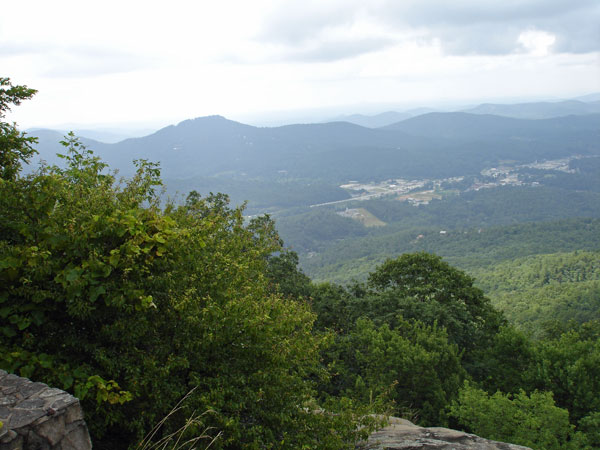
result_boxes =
[3,0,599,129]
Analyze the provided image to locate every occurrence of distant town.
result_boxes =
[310,154,595,209]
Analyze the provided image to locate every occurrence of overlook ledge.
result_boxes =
[0,370,92,450]
[359,416,531,450]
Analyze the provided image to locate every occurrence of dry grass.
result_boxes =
[137,389,222,450]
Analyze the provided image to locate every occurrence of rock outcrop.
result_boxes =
[0,370,92,450]
[0,371,534,450]
[359,417,532,450]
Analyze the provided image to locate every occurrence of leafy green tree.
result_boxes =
[0,77,37,181]
[449,383,584,450]
[577,412,600,449]
[325,317,465,425]
[365,253,504,370]
[266,248,312,298]
[469,325,535,394]
[530,323,600,423]
[310,282,356,333]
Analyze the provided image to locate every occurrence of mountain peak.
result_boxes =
[177,115,233,126]
[166,115,255,134]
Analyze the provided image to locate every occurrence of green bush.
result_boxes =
[325,317,465,425]
[449,383,583,450]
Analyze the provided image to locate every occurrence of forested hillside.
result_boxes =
[471,251,600,337]
[297,218,600,284]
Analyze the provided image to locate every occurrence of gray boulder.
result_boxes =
[359,417,531,450]
[0,370,92,450]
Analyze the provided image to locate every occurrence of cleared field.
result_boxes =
[396,190,442,204]
[337,207,386,227]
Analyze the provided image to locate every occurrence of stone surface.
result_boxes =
[0,372,537,450]
[0,370,92,450]
[359,417,532,450]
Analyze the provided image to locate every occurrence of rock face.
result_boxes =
[0,372,534,450]
[359,417,532,450]
[0,370,92,450]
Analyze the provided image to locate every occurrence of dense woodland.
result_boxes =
[3,78,600,449]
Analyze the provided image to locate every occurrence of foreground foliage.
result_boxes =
[325,317,464,425]
[449,383,584,450]
[0,79,382,449]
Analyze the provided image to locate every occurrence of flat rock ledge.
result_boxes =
[359,417,532,450]
[0,370,92,450]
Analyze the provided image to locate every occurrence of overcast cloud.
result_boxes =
[258,0,600,60]
[1,0,599,128]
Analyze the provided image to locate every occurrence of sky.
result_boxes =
[2,0,600,130]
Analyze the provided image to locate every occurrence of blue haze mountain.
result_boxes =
[28,112,600,211]
[463,100,600,119]
[327,108,436,128]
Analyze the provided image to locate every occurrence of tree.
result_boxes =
[0,77,37,181]
[310,282,356,333]
[266,248,312,298]
[324,317,465,425]
[469,325,535,394]
[530,323,600,423]
[449,383,583,450]
[366,253,504,368]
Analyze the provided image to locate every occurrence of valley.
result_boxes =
[29,108,600,287]
[313,154,590,209]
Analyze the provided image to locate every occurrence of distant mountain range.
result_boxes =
[462,100,600,119]
[327,108,436,128]
[574,93,600,102]
[322,96,600,128]
[26,127,154,144]
[29,112,599,194]
[383,111,600,139]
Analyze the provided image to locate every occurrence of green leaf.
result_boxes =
[16,317,31,331]
[0,256,20,269]
[109,252,120,267]
[90,285,106,302]
[38,354,53,369]
[2,327,16,337]
[65,268,81,282]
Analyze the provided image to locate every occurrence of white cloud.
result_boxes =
[518,30,557,56]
